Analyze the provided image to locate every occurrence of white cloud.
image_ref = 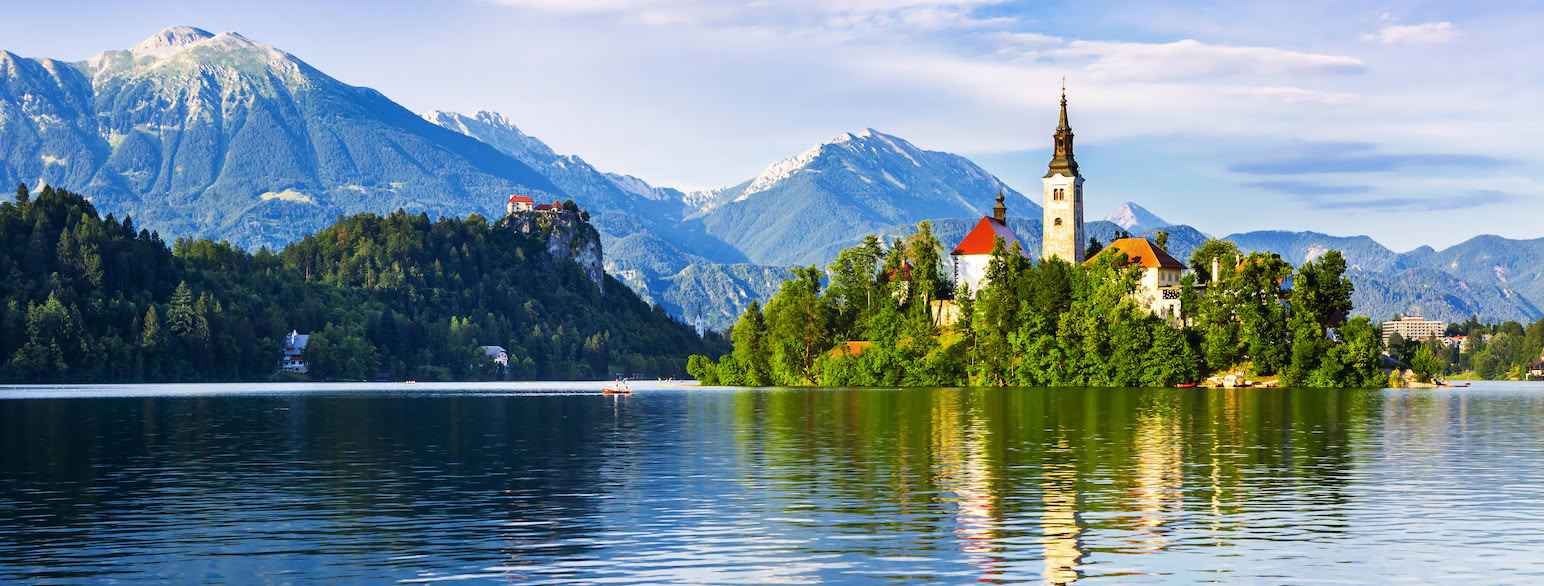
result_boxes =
[1362,22,1457,45]
[984,31,1063,46]
[1222,86,1356,104]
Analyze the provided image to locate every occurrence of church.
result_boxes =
[950,89,1186,315]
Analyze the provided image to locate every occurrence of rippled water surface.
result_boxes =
[3,382,1544,583]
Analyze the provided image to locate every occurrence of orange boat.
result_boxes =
[602,386,632,395]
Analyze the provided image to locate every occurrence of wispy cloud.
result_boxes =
[1362,22,1458,45]
[1230,152,1509,175]
[990,37,1365,81]
[1055,39,1364,80]
[1245,180,1372,195]
[1248,182,1517,212]
[1222,86,1355,104]
[1316,191,1514,212]
[483,0,1014,31]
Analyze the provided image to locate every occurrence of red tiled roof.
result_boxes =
[508,195,534,203]
[950,217,1029,257]
[829,341,873,358]
[1090,238,1186,269]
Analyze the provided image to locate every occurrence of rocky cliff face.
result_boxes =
[502,211,605,292]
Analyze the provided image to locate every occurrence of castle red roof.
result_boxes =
[951,217,1029,257]
[508,194,534,203]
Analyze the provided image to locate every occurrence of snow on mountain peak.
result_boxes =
[1104,202,1170,231]
[739,129,937,200]
[741,142,827,199]
[470,110,517,130]
[130,26,216,59]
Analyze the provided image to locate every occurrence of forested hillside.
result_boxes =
[0,185,724,382]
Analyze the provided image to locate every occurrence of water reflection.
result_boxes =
[1,383,1543,582]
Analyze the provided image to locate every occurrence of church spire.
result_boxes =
[1057,84,1070,132]
[1045,85,1080,178]
[993,188,1006,222]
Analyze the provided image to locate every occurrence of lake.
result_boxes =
[3,382,1543,583]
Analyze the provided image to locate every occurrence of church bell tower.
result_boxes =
[1041,87,1084,264]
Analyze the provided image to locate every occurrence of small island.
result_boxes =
[689,94,1391,388]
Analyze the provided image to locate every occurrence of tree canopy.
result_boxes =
[691,228,1382,388]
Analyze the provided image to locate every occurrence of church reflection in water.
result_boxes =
[926,390,1202,583]
[1037,445,1084,584]
[928,392,1089,583]
[706,386,1372,583]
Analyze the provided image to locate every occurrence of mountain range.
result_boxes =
[4,27,1541,330]
[0,26,561,250]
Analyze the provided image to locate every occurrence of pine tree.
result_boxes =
[167,282,196,336]
[141,306,163,348]
[15,183,28,203]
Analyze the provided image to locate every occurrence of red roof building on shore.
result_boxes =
[1089,237,1188,320]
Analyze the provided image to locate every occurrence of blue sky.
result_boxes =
[5,0,1541,251]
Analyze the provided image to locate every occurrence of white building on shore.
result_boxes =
[280,330,309,373]
[1381,316,1446,346]
[1090,238,1187,320]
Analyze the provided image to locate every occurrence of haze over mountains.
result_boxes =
[3,27,1541,330]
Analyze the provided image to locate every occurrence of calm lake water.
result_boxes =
[3,382,1543,584]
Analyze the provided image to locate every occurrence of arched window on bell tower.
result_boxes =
[1054,217,1063,226]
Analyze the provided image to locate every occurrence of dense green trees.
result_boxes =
[1,185,726,382]
[691,231,1380,388]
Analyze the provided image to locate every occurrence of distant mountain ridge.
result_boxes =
[686,128,1040,266]
[1224,230,1544,323]
[1104,202,1170,232]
